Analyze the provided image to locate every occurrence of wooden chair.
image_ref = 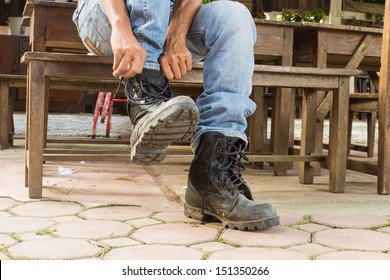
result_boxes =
[348,73,379,158]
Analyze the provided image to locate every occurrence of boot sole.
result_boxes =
[184,203,280,231]
[130,96,199,165]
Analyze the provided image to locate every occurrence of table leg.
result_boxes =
[328,77,349,193]
[27,61,46,199]
[299,89,316,184]
[0,79,11,149]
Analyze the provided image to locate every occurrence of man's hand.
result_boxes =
[111,28,146,78]
[160,38,192,80]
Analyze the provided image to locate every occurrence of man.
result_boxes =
[73,0,279,231]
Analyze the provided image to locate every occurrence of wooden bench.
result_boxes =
[0,74,27,149]
[21,51,361,198]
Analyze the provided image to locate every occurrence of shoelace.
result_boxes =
[201,139,248,215]
[122,75,173,106]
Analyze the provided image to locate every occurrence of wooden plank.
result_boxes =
[299,89,317,184]
[377,0,390,195]
[328,77,349,193]
[347,158,378,176]
[0,80,11,149]
[27,61,46,198]
[247,154,326,163]
[316,90,333,122]
[346,34,374,69]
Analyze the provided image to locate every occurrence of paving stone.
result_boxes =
[79,206,153,221]
[0,252,10,260]
[0,198,18,211]
[18,232,54,241]
[220,226,310,247]
[0,217,55,234]
[377,226,390,234]
[104,244,204,260]
[312,212,389,228]
[297,223,331,233]
[54,220,133,239]
[317,251,390,260]
[288,243,335,257]
[190,242,234,252]
[0,212,11,218]
[127,217,162,228]
[100,237,141,247]
[208,247,308,260]
[7,238,101,259]
[50,215,84,223]
[314,229,390,251]
[132,223,218,245]
[279,212,305,225]
[0,234,17,247]
[154,211,202,224]
[10,201,83,217]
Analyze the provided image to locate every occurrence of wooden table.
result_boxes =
[23,0,86,53]
[294,22,388,194]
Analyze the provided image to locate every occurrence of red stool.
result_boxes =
[91,91,127,138]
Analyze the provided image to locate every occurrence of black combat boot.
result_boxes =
[184,132,279,231]
[124,68,199,164]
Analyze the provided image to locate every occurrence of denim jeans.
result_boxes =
[73,0,257,150]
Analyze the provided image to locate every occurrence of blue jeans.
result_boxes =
[73,0,257,150]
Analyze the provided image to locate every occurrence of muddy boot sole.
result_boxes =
[184,203,280,231]
[130,96,199,165]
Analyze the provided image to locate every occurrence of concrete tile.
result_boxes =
[10,201,83,217]
[377,226,390,234]
[190,242,234,252]
[132,223,218,245]
[104,245,204,260]
[0,252,10,260]
[208,247,309,260]
[7,238,101,259]
[314,229,390,251]
[312,212,390,228]
[297,223,331,233]
[0,198,19,211]
[288,243,336,257]
[79,206,153,221]
[100,237,141,247]
[0,217,55,234]
[51,215,84,223]
[127,217,162,228]
[154,211,202,224]
[0,234,17,247]
[53,220,133,239]
[18,232,54,241]
[317,251,390,260]
[0,212,12,218]
[279,212,305,225]
[220,226,310,247]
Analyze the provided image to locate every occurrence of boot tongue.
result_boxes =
[140,68,167,87]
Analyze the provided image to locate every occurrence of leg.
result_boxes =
[186,1,257,149]
[184,1,279,231]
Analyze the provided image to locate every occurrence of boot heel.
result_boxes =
[184,203,204,221]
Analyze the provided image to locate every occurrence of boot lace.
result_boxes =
[122,75,173,106]
[202,139,248,214]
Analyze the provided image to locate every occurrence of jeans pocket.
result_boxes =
[78,3,112,55]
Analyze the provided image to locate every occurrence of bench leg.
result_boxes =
[328,78,349,193]
[26,61,46,199]
[299,89,316,184]
[273,88,293,176]
[0,79,11,149]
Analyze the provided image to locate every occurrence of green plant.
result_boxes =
[277,8,327,23]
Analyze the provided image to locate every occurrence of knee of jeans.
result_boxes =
[208,1,256,42]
